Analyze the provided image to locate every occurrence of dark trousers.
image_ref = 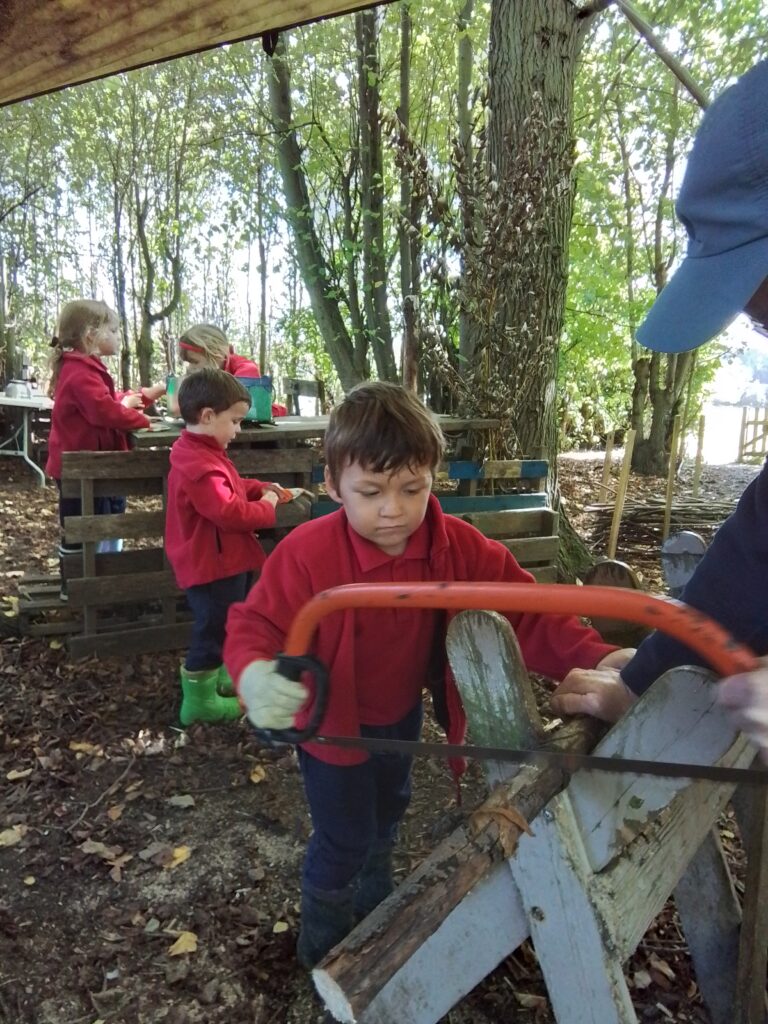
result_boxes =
[184,572,252,671]
[299,702,423,892]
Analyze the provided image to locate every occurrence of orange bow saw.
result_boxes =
[259,583,765,784]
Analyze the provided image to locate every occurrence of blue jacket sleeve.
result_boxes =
[621,461,768,695]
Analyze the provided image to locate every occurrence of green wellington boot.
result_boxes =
[179,666,242,726]
[216,665,235,697]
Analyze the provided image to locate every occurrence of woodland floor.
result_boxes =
[0,451,761,1024]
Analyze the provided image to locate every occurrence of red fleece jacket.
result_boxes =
[165,431,276,588]
[46,352,151,478]
[225,495,615,766]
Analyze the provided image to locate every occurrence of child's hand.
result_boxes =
[121,393,144,409]
[141,383,167,402]
[262,482,294,503]
[260,490,280,508]
[717,663,768,763]
[238,659,309,730]
[551,666,637,723]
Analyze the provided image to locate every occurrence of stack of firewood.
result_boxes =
[588,496,736,549]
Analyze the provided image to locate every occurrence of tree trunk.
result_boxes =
[468,0,593,464]
[456,0,481,368]
[356,9,397,382]
[267,36,362,393]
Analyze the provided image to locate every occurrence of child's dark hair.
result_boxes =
[325,381,445,485]
[178,367,251,424]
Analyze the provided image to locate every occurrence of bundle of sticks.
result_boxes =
[588,496,736,549]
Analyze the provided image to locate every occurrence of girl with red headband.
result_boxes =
[178,324,287,417]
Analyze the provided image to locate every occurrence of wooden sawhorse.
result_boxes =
[315,610,766,1023]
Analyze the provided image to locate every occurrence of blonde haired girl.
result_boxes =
[46,299,163,569]
[178,323,286,416]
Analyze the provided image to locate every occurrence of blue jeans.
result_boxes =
[299,702,423,892]
[184,572,252,671]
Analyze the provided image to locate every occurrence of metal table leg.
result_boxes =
[0,408,46,486]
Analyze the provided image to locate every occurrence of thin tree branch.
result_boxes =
[577,0,616,20]
[614,0,709,109]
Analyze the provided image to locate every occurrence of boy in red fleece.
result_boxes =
[166,368,282,726]
[225,382,632,967]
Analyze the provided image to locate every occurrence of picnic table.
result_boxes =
[130,414,504,448]
[0,390,53,487]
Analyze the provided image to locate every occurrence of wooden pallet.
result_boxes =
[17,574,82,637]
[57,445,318,656]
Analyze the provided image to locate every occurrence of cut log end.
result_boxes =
[313,969,356,1023]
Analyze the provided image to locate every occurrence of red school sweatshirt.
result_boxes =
[224,494,616,766]
[46,352,151,478]
[165,430,276,588]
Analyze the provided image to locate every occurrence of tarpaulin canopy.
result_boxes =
[0,0,386,107]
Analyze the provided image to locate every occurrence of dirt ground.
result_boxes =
[0,451,761,1024]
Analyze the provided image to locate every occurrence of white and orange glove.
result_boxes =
[237,659,309,730]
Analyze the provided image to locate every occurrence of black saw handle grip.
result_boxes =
[253,653,329,745]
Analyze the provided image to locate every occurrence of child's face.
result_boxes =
[197,401,250,449]
[91,315,121,357]
[181,349,224,369]
[325,461,433,557]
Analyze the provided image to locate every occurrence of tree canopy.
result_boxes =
[0,0,765,468]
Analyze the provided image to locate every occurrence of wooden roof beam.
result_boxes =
[0,0,390,107]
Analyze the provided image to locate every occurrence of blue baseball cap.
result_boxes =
[637,59,768,354]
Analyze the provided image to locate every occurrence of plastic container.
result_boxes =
[166,373,178,404]
[238,376,273,423]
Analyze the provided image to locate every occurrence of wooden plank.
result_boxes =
[529,565,558,583]
[593,736,754,963]
[674,829,741,1024]
[64,500,308,542]
[61,476,165,499]
[734,784,768,1024]
[66,570,182,607]
[62,450,170,479]
[61,446,316,479]
[65,509,165,542]
[497,535,559,564]
[446,610,545,787]
[0,0,389,107]
[511,793,638,1022]
[318,857,529,1024]
[449,508,558,538]
[439,493,548,513]
[68,621,191,659]
[22,618,83,637]
[442,459,549,481]
[133,415,499,449]
[62,547,165,578]
[309,495,551,518]
[566,667,741,873]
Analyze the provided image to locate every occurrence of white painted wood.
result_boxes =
[567,667,741,871]
[511,792,638,1023]
[674,829,741,1024]
[591,736,753,959]
[447,609,545,786]
[345,863,530,1024]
